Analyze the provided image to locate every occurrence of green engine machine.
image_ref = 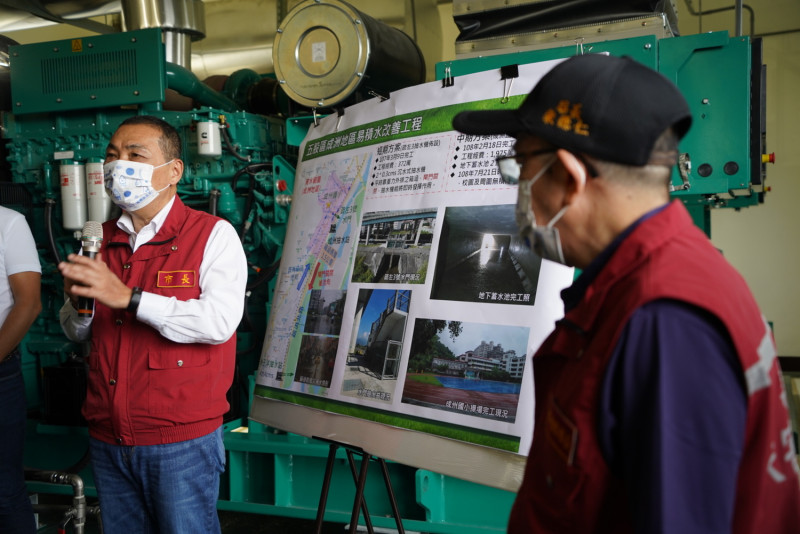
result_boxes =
[4,28,295,423]
[3,27,302,532]
[2,15,767,534]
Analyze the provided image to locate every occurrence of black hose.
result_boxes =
[24,443,91,476]
[229,162,272,241]
[64,448,91,475]
[240,291,253,332]
[230,162,271,192]
[247,259,281,291]
[234,259,281,357]
[221,125,251,162]
[236,294,257,357]
[44,198,62,264]
[240,176,257,241]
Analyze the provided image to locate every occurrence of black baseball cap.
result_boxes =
[452,54,692,167]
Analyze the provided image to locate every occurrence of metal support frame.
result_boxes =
[315,439,405,534]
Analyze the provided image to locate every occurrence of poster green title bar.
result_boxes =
[302,95,526,161]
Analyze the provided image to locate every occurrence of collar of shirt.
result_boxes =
[561,202,670,312]
[116,196,177,253]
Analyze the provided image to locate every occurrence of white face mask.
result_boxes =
[515,156,570,265]
[103,159,173,212]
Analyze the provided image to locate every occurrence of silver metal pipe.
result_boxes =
[121,0,205,69]
[683,0,755,36]
[121,0,204,37]
[735,0,743,36]
[163,29,192,66]
[25,469,87,534]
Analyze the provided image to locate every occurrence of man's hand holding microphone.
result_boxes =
[59,221,134,313]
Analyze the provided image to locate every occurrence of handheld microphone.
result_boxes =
[77,220,103,317]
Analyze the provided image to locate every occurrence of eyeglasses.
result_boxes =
[495,148,558,185]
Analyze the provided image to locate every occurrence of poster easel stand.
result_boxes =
[314,438,406,534]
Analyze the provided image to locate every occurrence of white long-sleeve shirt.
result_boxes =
[59,196,247,345]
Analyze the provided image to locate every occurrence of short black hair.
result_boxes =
[118,115,182,161]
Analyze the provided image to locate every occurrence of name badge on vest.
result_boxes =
[545,399,578,466]
[157,270,197,288]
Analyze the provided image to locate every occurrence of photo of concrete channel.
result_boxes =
[351,209,436,284]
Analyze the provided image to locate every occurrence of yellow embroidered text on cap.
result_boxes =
[542,100,590,137]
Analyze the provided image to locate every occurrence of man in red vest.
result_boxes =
[454,54,800,533]
[58,115,247,534]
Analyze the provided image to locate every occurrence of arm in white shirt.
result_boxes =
[60,219,247,345]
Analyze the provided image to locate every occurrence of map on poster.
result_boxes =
[253,59,574,457]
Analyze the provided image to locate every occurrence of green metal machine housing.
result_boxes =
[436,31,767,235]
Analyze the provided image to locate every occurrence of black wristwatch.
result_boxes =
[127,287,143,313]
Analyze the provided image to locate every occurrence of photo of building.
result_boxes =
[341,288,412,402]
[402,318,530,422]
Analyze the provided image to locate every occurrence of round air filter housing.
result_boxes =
[273,0,425,108]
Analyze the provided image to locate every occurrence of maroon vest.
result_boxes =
[509,201,800,533]
[84,197,236,446]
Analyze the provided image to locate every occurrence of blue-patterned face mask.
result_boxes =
[103,159,173,212]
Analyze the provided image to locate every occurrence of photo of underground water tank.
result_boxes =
[430,204,542,306]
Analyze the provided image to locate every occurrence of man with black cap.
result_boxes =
[453,54,800,534]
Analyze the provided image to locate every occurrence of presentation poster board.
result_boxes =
[251,59,574,491]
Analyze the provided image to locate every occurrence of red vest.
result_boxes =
[84,197,236,446]
[509,201,800,533]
